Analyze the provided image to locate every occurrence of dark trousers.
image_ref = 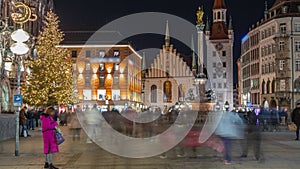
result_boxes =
[221,137,231,162]
[242,131,263,160]
[296,124,300,139]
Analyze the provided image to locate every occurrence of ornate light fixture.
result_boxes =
[9,1,37,157]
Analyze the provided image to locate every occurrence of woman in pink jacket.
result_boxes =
[40,106,59,169]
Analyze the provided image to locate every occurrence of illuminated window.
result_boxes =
[279,60,285,70]
[99,50,105,57]
[99,63,105,71]
[163,81,172,103]
[115,64,119,71]
[114,50,120,57]
[86,63,91,71]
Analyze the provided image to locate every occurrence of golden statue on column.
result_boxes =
[196,6,204,25]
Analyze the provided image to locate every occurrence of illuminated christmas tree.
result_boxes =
[22,11,75,106]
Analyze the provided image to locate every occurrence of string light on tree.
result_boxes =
[21,11,75,106]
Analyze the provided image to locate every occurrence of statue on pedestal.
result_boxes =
[196,6,204,25]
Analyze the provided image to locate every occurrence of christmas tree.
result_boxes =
[22,11,76,106]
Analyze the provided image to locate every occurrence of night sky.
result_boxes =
[54,0,277,84]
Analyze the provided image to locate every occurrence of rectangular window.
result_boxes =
[279,41,285,51]
[279,60,285,70]
[295,23,300,32]
[99,76,105,87]
[212,51,216,57]
[296,41,300,52]
[71,50,77,58]
[85,63,91,71]
[85,76,91,86]
[223,72,226,78]
[223,62,227,67]
[280,23,287,34]
[85,50,91,57]
[112,90,120,100]
[72,64,77,71]
[114,50,120,57]
[113,76,119,85]
[224,83,227,88]
[99,63,105,71]
[97,90,106,100]
[218,83,222,89]
[213,73,217,79]
[280,79,286,91]
[99,50,105,57]
[83,90,92,100]
[115,64,119,71]
[213,83,216,89]
[296,60,300,71]
[222,51,226,57]
[213,62,216,68]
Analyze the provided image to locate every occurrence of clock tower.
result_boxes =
[204,0,234,108]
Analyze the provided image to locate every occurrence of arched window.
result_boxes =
[272,80,276,93]
[163,81,172,103]
[295,77,300,92]
[217,11,221,20]
[178,84,185,102]
[151,85,157,103]
[262,81,265,94]
[267,80,271,94]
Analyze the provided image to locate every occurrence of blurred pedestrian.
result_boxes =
[291,102,300,140]
[240,109,264,162]
[85,104,101,143]
[69,111,82,141]
[59,110,67,126]
[215,106,245,165]
[40,106,59,169]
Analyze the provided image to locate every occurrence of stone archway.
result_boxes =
[270,99,277,109]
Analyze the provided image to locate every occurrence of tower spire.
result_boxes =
[228,16,232,30]
[213,0,226,9]
[165,20,170,47]
[264,1,268,15]
[205,16,210,31]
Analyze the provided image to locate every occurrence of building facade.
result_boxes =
[60,33,142,112]
[142,22,195,111]
[205,0,234,108]
[240,0,300,111]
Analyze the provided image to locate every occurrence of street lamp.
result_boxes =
[9,1,37,156]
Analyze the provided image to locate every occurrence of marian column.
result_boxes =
[195,6,206,102]
[196,6,205,74]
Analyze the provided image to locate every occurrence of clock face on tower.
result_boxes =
[216,42,223,51]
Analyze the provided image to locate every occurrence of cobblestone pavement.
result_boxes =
[0,125,300,169]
